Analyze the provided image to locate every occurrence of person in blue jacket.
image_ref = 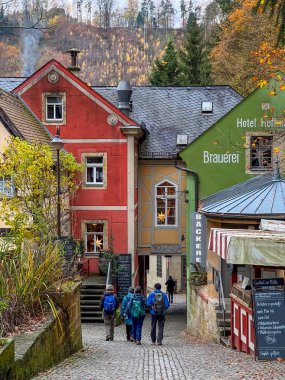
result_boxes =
[147,283,169,345]
[120,286,135,341]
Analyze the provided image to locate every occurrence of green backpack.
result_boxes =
[131,299,145,318]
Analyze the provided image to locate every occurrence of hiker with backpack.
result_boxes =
[100,284,119,341]
[165,275,176,303]
[120,286,135,341]
[126,286,146,345]
[147,283,169,345]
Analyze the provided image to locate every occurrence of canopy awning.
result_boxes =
[208,228,285,266]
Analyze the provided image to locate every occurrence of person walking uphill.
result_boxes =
[120,286,135,341]
[100,284,119,341]
[147,283,169,345]
[126,286,146,345]
[165,275,176,303]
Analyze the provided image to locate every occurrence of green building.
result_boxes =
[179,83,285,340]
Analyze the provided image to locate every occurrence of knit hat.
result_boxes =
[106,284,114,291]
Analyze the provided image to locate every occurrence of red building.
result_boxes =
[13,58,142,278]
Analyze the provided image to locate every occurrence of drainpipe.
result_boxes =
[174,161,199,211]
[174,160,199,333]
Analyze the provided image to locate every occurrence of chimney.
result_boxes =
[66,48,81,75]
[116,80,132,116]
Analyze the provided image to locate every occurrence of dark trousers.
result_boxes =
[126,323,133,340]
[132,316,145,342]
[151,314,165,344]
[168,290,174,303]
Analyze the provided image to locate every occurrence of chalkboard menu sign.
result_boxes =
[117,254,132,302]
[253,289,285,360]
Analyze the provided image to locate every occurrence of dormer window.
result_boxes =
[201,101,213,113]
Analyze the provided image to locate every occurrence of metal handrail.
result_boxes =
[217,271,226,338]
[106,261,111,287]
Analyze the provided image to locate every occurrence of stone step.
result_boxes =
[81,316,104,323]
[81,283,106,289]
[215,305,230,312]
[216,311,231,320]
[218,319,231,327]
[80,305,102,314]
[80,299,100,306]
[219,326,231,337]
[80,294,102,300]
[80,288,105,294]
[81,310,103,317]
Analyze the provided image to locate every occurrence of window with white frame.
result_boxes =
[250,136,273,170]
[85,155,104,186]
[0,177,14,197]
[155,180,177,226]
[85,223,104,254]
[46,96,63,121]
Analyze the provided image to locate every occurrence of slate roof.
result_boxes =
[93,86,243,159]
[200,169,285,219]
[0,78,243,159]
[0,78,27,92]
[0,88,54,149]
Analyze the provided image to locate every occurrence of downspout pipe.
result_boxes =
[174,161,199,211]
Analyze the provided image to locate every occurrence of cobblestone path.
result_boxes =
[33,294,284,380]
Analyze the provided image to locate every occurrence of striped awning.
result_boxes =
[208,228,285,266]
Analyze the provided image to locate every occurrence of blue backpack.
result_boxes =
[103,294,116,313]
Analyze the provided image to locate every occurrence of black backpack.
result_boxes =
[154,292,165,315]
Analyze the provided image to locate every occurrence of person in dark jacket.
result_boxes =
[100,284,119,341]
[120,286,135,341]
[147,283,169,345]
[126,286,146,345]
[165,275,176,303]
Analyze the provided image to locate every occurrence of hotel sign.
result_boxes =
[190,212,206,268]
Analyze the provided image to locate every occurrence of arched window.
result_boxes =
[155,180,177,226]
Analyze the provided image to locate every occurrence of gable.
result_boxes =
[13,60,138,134]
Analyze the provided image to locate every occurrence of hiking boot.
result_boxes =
[157,342,162,345]
[130,337,134,342]
[151,341,156,345]
[106,336,110,341]
[136,341,141,345]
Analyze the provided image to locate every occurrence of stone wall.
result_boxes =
[188,285,220,343]
[1,282,82,380]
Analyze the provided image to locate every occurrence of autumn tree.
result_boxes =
[254,0,285,44]
[179,8,211,85]
[211,0,278,95]
[0,138,82,241]
[150,38,181,85]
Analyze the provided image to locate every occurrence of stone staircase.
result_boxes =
[215,298,231,347]
[80,276,106,323]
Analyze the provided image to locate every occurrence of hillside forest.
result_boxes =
[0,0,284,95]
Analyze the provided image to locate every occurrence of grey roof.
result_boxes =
[0,78,26,92]
[0,78,242,159]
[201,170,285,219]
[93,86,243,159]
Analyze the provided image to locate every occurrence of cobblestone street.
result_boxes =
[34,294,284,380]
